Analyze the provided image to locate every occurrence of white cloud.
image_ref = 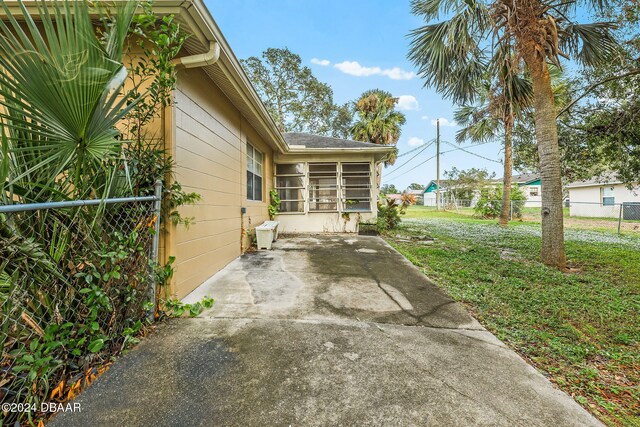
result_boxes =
[381,67,416,80]
[311,58,330,66]
[334,61,381,76]
[333,61,416,80]
[421,115,429,120]
[396,95,419,111]
[407,137,425,147]
[430,117,456,127]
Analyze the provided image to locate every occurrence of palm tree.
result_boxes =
[350,89,406,165]
[456,65,570,226]
[454,64,533,226]
[0,0,139,204]
[408,0,618,268]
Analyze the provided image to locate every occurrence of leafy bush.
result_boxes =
[474,187,502,218]
[0,2,197,425]
[474,185,527,219]
[377,197,409,232]
[510,186,527,219]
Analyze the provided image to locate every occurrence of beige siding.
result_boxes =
[171,67,273,299]
[241,118,274,250]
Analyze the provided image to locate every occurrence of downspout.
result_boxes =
[171,41,220,68]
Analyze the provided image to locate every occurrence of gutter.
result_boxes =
[172,40,220,68]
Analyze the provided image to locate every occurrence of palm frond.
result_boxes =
[0,0,140,203]
[560,22,618,66]
[408,6,490,104]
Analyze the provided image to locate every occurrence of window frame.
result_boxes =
[246,142,263,202]
[601,186,615,206]
[341,162,373,212]
[274,163,306,214]
[273,161,374,214]
[308,162,339,212]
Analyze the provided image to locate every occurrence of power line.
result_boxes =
[384,139,435,177]
[386,154,438,180]
[383,140,502,182]
[396,142,432,158]
[441,140,503,164]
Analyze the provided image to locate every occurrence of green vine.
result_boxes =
[268,189,281,220]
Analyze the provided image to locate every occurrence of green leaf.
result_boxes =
[88,338,105,353]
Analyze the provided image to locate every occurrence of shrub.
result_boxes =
[474,188,502,218]
[377,197,406,232]
[474,185,527,219]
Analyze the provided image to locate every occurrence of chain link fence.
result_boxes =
[422,198,640,235]
[0,183,161,424]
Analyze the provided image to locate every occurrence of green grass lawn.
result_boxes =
[386,207,640,427]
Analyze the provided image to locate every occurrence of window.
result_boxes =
[308,163,338,211]
[602,186,615,206]
[275,163,305,213]
[341,163,372,211]
[529,187,539,197]
[246,143,263,201]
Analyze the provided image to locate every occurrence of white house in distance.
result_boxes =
[508,173,542,207]
[423,180,445,206]
[567,175,640,219]
[422,173,542,207]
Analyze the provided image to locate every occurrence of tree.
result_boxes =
[381,183,400,194]
[350,89,407,166]
[454,69,532,226]
[443,167,496,202]
[241,48,352,137]
[408,183,425,191]
[408,0,618,268]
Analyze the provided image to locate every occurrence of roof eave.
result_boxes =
[0,0,290,154]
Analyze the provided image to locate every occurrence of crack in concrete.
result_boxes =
[372,325,530,427]
[199,316,486,332]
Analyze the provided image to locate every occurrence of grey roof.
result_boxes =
[566,173,622,188]
[496,173,540,184]
[283,132,386,150]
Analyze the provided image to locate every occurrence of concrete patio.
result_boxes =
[50,235,602,426]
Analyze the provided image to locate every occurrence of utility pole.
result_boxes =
[436,119,440,210]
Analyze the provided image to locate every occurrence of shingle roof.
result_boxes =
[566,173,622,188]
[496,173,540,184]
[283,132,385,149]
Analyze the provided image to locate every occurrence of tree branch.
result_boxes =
[557,68,640,117]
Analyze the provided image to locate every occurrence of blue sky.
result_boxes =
[206,0,506,190]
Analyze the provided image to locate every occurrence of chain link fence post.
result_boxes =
[148,179,163,321]
[618,203,623,235]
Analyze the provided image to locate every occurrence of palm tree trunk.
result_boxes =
[525,55,566,268]
[499,107,513,226]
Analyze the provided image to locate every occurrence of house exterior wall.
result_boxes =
[171,67,272,299]
[273,153,378,233]
[520,184,542,206]
[424,191,437,206]
[569,184,640,218]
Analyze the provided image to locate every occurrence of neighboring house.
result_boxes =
[423,181,447,206]
[566,176,640,218]
[424,173,541,208]
[509,173,542,206]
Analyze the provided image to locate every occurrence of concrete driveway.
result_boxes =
[51,235,602,427]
